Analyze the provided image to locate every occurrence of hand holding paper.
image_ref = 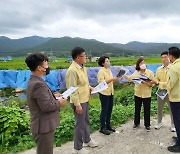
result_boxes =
[132,74,151,85]
[91,80,108,94]
[139,74,151,82]
[132,78,142,84]
[56,87,78,99]
[117,68,129,77]
[59,97,67,106]
[156,89,168,100]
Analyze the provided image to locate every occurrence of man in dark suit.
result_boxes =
[25,53,67,154]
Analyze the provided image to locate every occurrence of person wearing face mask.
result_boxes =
[154,51,175,132]
[123,58,155,132]
[97,56,120,135]
[25,53,67,154]
[155,47,180,153]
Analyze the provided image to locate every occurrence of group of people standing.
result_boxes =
[25,46,180,154]
[124,47,180,153]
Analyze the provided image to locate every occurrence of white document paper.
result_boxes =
[156,89,168,100]
[139,74,151,82]
[56,87,78,99]
[116,68,129,77]
[91,80,108,94]
[132,78,142,85]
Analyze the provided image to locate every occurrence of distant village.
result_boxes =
[0,50,100,63]
[0,56,13,61]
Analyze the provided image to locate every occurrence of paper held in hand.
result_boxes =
[132,78,142,85]
[91,80,108,94]
[116,68,129,77]
[132,74,151,85]
[139,74,151,82]
[156,89,168,100]
[56,87,78,99]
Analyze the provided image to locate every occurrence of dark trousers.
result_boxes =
[134,96,151,127]
[71,102,91,150]
[32,130,54,154]
[99,93,114,129]
[170,102,180,146]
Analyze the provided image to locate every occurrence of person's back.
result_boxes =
[167,58,180,102]
[157,47,180,153]
[27,75,60,134]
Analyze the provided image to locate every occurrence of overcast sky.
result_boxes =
[1,0,180,43]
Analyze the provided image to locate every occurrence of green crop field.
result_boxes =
[0,56,161,70]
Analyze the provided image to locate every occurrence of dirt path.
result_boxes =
[19,115,177,154]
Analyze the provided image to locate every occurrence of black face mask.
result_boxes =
[45,67,50,75]
[41,66,50,75]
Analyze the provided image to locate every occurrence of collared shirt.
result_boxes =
[163,65,168,71]
[65,61,91,106]
[159,58,180,102]
[97,67,114,96]
[155,65,169,89]
[126,69,154,98]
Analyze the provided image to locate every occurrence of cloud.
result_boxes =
[1,0,180,43]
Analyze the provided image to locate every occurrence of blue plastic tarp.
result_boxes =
[16,70,31,89]
[0,71,6,89]
[0,64,162,91]
[45,70,59,92]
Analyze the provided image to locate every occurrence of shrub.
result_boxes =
[0,84,169,153]
[0,106,35,153]
[114,84,134,106]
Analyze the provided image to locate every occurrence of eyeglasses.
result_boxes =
[79,54,86,58]
[40,65,49,69]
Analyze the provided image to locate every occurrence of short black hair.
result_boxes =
[71,47,85,60]
[25,53,48,71]
[98,56,109,67]
[136,57,144,71]
[168,47,180,59]
[161,51,169,56]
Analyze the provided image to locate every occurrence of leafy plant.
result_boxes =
[0,83,169,153]
[0,106,34,153]
[114,83,134,106]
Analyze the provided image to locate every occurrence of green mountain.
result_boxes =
[0,36,51,53]
[2,35,180,57]
[110,41,180,54]
[21,37,134,57]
